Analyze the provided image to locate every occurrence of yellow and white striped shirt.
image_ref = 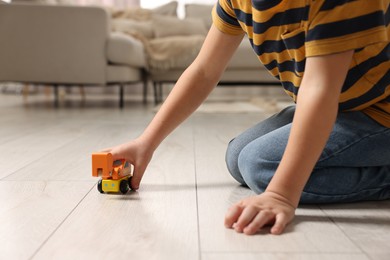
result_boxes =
[213,0,390,127]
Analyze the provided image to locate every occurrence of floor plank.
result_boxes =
[5,123,145,181]
[202,252,370,260]
[320,201,390,260]
[0,120,99,180]
[0,181,95,260]
[33,121,200,260]
[0,101,154,180]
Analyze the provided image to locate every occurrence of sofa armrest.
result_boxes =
[0,4,109,84]
[107,32,146,68]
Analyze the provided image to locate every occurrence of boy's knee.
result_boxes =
[237,145,278,194]
[225,138,246,185]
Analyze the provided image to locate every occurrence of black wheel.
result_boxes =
[97,179,104,193]
[119,179,130,194]
[128,177,133,190]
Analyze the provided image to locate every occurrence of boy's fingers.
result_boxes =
[224,205,243,228]
[100,147,112,153]
[111,152,123,161]
[130,165,145,190]
[270,213,288,235]
[235,206,257,232]
[130,174,142,190]
[243,211,274,235]
[99,148,124,161]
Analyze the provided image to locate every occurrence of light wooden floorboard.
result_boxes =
[33,121,200,260]
[320,201,390,260]
[1,93,389,260]
[202,252,370,260]
[5,122,145,181]
[0,120,102,180]
[0,180,95,260]
[0,112,57,145]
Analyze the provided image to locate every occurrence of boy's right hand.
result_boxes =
[102,138,154,190]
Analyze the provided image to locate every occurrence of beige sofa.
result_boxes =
[0,3,147,107]
[1,1,279,106]
[110,2,280,103]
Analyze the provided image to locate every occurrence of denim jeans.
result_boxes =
[226,106,390,204]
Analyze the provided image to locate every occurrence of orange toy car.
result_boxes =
[92,152,132,194]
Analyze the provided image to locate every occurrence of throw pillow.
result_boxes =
[146,35,205,70]
[111,1,178,21]
[153,15,207,38]
[152,1,178,17]
[11,0,57,3]
[111,19,154,39]
[185,4,213,28]
[56,0,75,4]
[111,7,153,21]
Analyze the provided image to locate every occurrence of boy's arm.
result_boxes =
[225,50,354,235]
[267,50,354,206]
[109,26,244,189]
[141,25,244,151]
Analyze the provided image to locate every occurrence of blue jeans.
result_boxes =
[226,106,390,204]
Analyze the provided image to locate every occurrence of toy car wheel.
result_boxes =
[128,177,133,190]
[97,179,104,193]
[120,179,130,194]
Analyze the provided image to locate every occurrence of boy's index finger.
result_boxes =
[270,213,288,235]
[224,204,243,228]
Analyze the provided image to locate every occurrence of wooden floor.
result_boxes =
[0,93,389,260]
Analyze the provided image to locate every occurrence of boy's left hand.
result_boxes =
[225,191,296,235]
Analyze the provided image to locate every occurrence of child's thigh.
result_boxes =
[236,111,390,194]
[317,111,390,167]
[238,110,390,171]
[226,106,295,164]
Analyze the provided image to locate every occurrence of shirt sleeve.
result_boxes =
[305,0,389,57]
[212,0,244,35]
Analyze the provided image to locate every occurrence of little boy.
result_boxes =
[105,0,390,235]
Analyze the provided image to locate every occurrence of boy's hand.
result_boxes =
[102,138,153,190]
[225,191,296,235]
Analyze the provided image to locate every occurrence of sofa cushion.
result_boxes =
[111,7,152,21]
[229,39,262,69]
[146,36,262,71]
[146,35,205,70]
[153,15,207,38]
[107,32,146,68]
[150,68,277,83]
[106,65,142,83]
[185,4,213,28]
[11,0,73,4]
[111,19,154,39]
[111,1,177,21]
[152,1,178,17]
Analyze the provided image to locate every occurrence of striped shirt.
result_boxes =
[212,0,390,127]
